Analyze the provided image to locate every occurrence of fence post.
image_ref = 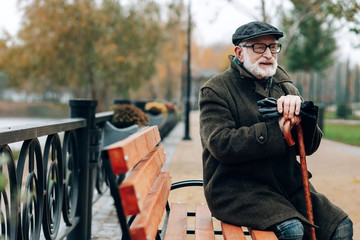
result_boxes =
[68,99,97,240]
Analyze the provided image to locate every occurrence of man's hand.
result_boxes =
[277,95,301,131]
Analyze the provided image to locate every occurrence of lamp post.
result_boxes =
[183,0,192,140]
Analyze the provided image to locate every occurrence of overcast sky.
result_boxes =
[0,0,359,65]
[0,1,21,37]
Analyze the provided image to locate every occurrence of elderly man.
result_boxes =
[199,21,353,240]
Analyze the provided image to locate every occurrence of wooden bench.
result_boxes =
[101,126,278,240]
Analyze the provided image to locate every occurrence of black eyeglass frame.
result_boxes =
[240,43,282,54]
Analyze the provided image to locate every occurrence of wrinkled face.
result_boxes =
[234,35,278,80]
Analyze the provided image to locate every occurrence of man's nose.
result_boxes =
[262,47,272,58]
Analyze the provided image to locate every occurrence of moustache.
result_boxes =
[258,58,276,65]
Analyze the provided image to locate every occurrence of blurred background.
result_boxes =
[0,0,359,123]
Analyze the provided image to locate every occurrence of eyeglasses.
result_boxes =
[241,43,282,54]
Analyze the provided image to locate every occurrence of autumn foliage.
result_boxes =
[0,0,231,110]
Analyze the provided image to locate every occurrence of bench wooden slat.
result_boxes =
[163,203,187,240]
[195,203,215,240]
[129,171,171,240]
[248,228,278,240]
[119,145,166,216]
[221,221,247,240]
[107,126,161,174]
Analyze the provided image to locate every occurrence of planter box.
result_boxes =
[101,121,140,148]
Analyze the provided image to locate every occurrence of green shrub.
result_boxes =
[336,102,352,119]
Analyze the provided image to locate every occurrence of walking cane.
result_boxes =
[283,120,316,240]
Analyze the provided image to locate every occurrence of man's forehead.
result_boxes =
[246,35,277,43]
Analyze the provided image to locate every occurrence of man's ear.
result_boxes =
[234,46,244,63]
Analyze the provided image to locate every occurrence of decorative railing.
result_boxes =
[0,100,112,240]
[0,99,178,240]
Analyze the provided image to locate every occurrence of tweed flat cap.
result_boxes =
[232,21,284,45]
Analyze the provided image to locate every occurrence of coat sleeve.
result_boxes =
[199,86,287,164]
[295,111,323,155]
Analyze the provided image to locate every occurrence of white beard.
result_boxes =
[242,50,278,79]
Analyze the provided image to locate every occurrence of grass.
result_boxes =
[323,123,360,146]
[324,111,360,120]
[322,107,360,146]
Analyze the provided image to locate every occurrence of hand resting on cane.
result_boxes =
[277,95,302,132]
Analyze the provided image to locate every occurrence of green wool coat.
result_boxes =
[199,55,348,240]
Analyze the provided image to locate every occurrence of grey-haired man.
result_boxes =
[199,21,353,240]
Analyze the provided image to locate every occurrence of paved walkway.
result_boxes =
[91,111,360,239]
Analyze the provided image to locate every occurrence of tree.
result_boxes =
[95,0,163,107]
[281,15,336,72]
[355,65,360,102]
[278,1,339,101]
[0,0,165,110]
[127,0,188,103]
[327,0,360,47]
[336,63,343,104]
[278,0,360,55]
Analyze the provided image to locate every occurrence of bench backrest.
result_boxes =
[102,126,170,240]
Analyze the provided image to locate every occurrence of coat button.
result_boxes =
[259,136,265,141]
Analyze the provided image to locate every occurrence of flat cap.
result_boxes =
[232,21,284,45]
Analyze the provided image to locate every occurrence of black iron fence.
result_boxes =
[0,99,177,240]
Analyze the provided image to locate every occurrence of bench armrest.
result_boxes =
[170,179,203,190]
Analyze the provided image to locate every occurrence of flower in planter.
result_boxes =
[145,102,168,116]
[111,104,149,128]
[164,102,176,113]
